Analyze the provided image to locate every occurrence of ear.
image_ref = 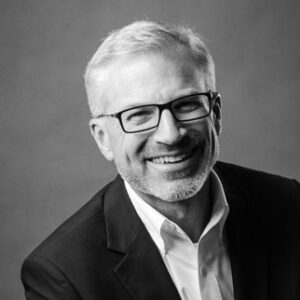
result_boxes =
[212,95,222,135]
[89,118,114,161]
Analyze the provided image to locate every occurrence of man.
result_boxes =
[21,21,300,300]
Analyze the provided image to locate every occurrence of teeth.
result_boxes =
[150,152,191,164]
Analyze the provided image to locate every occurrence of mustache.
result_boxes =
[142,134,205,158]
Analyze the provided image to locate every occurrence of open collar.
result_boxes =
[124,170,229,255]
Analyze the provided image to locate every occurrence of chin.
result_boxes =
[150,174,208,202]
[122,162,214,203]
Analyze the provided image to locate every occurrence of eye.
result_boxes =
[175,101,201,112]
[123,107,155,124]
[174,95,205,113]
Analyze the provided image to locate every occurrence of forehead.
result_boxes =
[104,51,207,111]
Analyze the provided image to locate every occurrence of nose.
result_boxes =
[152,109,187,145]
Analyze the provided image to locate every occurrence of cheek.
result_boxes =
[186,120,211,138]
[106,125,127,160]
[114,134,147,165]
[187,120,218,151]
[201,117,216,136]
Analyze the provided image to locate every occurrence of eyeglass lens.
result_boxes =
[121,94,210,132]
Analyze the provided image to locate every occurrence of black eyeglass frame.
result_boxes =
[95,90,220,133]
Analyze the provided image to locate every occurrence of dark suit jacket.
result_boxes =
[21,161,300,300]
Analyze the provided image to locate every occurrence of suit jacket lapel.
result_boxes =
[216,164,268,300]
[104,176,181,300]
[114,229,181,300]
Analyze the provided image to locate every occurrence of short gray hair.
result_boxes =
[84,20,215,117]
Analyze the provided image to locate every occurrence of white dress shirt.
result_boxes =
[125,170,234,300]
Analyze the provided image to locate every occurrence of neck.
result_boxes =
[140,178,212,242]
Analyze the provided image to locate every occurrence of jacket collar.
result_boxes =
[104,175,143,253]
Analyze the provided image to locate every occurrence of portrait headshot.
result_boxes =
[0,1,299,300]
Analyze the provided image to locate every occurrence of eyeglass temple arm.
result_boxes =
[211,91,221,107]
[95,112,119,119]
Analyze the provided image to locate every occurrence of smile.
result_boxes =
[148,149,195,165]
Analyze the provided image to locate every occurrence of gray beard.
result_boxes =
[117,134,219,202]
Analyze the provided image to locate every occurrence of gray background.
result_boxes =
[1,0,299,299]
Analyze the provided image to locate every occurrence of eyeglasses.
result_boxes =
[95,91,220,133]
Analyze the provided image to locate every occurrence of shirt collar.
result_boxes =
[124,170,229,256]
[204,169,229,241]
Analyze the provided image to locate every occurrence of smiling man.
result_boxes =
[21,21,300,300]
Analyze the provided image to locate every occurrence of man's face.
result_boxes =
[90,51,221,202]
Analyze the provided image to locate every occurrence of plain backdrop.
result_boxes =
[1,0,299,299]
